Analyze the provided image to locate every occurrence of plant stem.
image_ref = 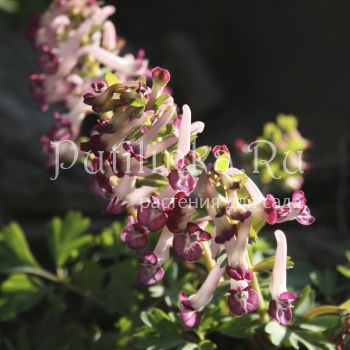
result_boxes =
[247,248,268,322]
[201,241,216,271]
[8,266,106,309]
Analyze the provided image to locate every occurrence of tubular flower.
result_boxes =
[226,218,259,316]
[231,168,315,226]
[179,265,225,328]
[268,230,299,325]
[137,227,173,286]
[29,0,148,164]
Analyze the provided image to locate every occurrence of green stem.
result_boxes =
[247,249,268,322]
[6,266,106,309]
[201,241,215,271]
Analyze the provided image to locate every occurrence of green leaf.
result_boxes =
[265,321,287,346]
[116,316,134,348]
[340,299,350,309]
[216,314,260,339]
[294,285,316,316]
[337,264,350,278]
[130,98,148,108]
[198,340,217,350]
[178,344,198,350]
[253,255,294,272]
[298,316,339,332]
[133,309,184,350]
[0,274,46,321]
[286,330,333,350]
[106,259,140,314]
[302,305,341,319]
[310,269,337,298]
[72,260,105,294]
[0,0,19,13]
[104,71,120,85]
[47,211,92,267]
[196,146,212,162]
[0,222,40,272]
[97,221,132,259]
[154,94,170,110]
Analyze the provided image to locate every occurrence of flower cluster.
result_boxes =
[234,114,312,192]
[28,0,148,165]
[77,67,314,328]
[30,1,316,330]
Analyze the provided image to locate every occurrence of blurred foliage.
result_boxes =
[0,212,349,349]
[235,114,310,194]
[0,0,46,25]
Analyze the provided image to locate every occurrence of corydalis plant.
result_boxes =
[28,0,148,165]
[234,114,312,192]
[78,66,315,328]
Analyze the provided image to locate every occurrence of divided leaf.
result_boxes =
[0,222,40,272]
[47,211,92,267]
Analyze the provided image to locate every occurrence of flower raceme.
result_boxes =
[72,65,314,328]
[30,0,314,330]
[29,0,148,166]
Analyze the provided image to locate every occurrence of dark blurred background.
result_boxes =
[0,0,350,267]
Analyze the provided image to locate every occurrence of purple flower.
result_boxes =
[165,192,195,233]
[268,230,299,325]
[268,291,299,325]
[121,215,148,250]
[137,227,173,286]
[40,112,75,167]
[152,66,171,86]
[178,265,225,328]
[214,219,238,244]
[173,223,211,263]
[226,265,253,283]
[138,252,164,286]
[228,286,259,316]
[104,197,125,214]
[137,199,167,232]
[168,168,196,195]
[213,144,230,158]
[276,190,315,225]
[265,194,278,224]
[179,292,201,328]
[233,169,315,226]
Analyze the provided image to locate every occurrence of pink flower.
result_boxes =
[268,230,299,325]
[138,227,173,286]
[179,265,225,328]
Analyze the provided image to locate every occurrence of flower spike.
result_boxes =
[268,230,299,325]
